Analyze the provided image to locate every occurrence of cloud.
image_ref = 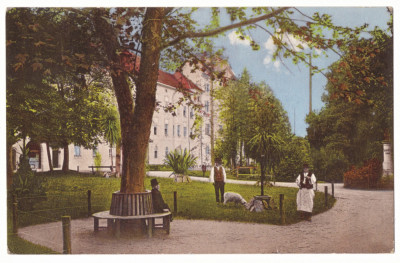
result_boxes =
[273,60,281,70]
[263,56,272,65]
[228,31,251,46]
[263,31,322,71]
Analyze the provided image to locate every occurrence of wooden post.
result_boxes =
[12,202,18,234]
[62,216,71,254]
[325,186,328,207]
[279,194,285,224]
[316,181,318,191]
[77,165,79,172]
[174,191,177,213]
[87,190,92,217]
[331,182,335,198]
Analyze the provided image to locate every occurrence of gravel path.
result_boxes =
[17,172,394,254]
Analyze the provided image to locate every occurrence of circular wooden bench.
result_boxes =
[92,210,171,238]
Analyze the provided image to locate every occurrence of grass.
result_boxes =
[8,171,336,253]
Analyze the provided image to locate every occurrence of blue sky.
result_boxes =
[192,7,391,137]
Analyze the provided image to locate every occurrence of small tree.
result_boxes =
[102,107,121,173]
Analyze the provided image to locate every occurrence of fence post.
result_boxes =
[331,182,335,198]
[87,190,92,217]
[13,202,18,234]
[173,191,177,213]
[279,194,285,224]
[325,186,328,207]
[62,216,72,254]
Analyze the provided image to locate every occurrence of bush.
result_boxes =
[343,158,382,189]
[164,149,197,174]
[94,152,102,171]
[11,149,47,211]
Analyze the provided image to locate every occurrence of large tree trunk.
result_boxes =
[46,142,53,172]
[62,142,69,171]
[116,140,121,177]
[122,8,165,193]
[93,8,166,193]
[7,142,14,190]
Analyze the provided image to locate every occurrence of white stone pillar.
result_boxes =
[382,142,393,176]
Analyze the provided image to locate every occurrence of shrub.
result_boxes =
[94,152,102,171]
[11,148,47,211]
[164,149,197,174]
[343,158,382,189]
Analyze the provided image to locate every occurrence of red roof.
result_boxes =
[120,51,201,93]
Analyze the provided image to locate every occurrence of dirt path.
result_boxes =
[17,180,394,254]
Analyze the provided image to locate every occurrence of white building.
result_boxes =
[11,59,236,172]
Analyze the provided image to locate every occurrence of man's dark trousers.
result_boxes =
[214,181,225,202]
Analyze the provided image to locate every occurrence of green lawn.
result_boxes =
[8,171,336,253]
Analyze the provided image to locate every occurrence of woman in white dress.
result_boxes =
[296,164,317,221]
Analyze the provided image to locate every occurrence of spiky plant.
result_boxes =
[164,148,197,174]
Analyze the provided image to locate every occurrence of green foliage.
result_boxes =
[164,149,198,174]
[102,107,121,147]
[275,136,312,182]
[148,164,173,171]
[94,152,102,170]
[306,23,393,183]
[12,146,47,211]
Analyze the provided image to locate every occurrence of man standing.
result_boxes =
[209,157,226,203]
[151,179,173,221]
[296,164,317,221]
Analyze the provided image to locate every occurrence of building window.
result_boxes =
[164,124,168,136]
[184,127,187,137]
[154,146,158,159]
[205,101,209,112]
[206,145,210,155]
[74,145,81,157]
[190,109,194,119]
[92,146,98,157]
[177,125,181,137]
[154,126,157,135]
[206,123,210,136]
[183,106,187,117]
[205,83,210,92]
[165,147,169,157]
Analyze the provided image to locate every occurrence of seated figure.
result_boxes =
[151,178,173,221]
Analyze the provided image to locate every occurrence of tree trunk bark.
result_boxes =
[62,142,69,171]
[7,142,14,190]
[46,142,53,172]
[93,8,166,193]
[210,79,215,166]
[116,140,121,177]
[122,8,165,193]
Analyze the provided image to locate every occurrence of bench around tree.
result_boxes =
[92,210,171,238]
